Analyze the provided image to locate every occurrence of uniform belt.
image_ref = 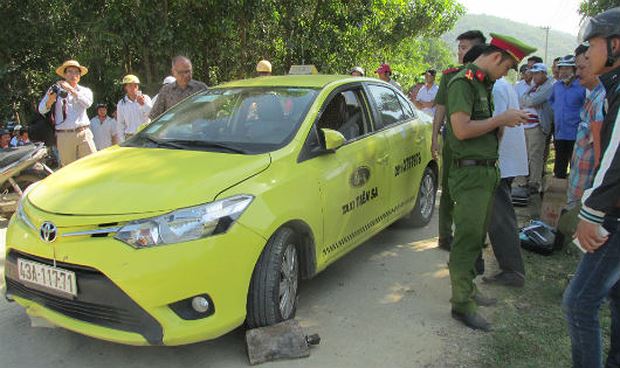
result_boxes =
[453,159,496,168]
[57,126,89,133]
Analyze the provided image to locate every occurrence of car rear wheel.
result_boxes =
[247,227,299,328]
[398,167,436,227]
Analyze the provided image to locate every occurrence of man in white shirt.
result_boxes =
[514,64,532,98]
[116,74,152,140]
[89,103,119,150]
[483,76,529,288]
[38,60,96,166]
[415,69,439,116]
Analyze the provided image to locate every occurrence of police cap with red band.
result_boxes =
[489,33,537,63]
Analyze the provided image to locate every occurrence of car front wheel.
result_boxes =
[247,227,299,328]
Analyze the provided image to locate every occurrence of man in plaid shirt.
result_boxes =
[567,44,606,209]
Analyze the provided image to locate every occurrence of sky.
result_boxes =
[458,0,583,35]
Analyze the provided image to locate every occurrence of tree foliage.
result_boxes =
[578,0,620,16]
[0,0,463,124]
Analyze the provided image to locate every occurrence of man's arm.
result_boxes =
[578,113,620,226]
[116,103,126,135]
[431,77,450,159]
[431,105,445,159]
[141,95,153,120]
[575,116,620,252]
[450,110,526,140]
[111,121,120,145]
[58,81,92,108]
[520,81,553,107]
[449,79,528,140]
[38,89,55,114]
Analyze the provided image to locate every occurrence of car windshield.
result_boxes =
[124,87,318,154]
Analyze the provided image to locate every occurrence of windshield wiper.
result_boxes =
[141,135,186,150]
[166,140,249,154]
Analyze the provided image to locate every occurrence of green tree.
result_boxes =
[579,0,620,16]
[0,0,464,125]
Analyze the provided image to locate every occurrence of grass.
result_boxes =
[475,145,613,367]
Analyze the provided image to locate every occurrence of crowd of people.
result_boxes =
[418,7,618,368]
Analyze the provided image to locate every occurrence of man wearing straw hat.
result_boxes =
[38,59,96,166]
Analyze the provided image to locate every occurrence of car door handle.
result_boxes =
[376,154,389,165]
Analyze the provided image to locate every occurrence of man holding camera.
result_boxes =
[38,59,96,166]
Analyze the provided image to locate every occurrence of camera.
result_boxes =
[51,84,68,98]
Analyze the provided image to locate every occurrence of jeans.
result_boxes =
[563,217,620,368]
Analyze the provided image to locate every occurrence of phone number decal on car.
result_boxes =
[394,152,421,177]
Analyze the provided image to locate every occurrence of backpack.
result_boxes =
[519,220,557,256]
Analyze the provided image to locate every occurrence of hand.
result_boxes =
[136,93,145,106]
[497,109,529,127]
[574,220,609,253]
[58,81,75,95]
[47,89,57,103]
[431,137,440,160]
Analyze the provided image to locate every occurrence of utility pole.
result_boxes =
[541,26,550,62]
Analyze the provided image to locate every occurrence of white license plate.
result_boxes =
[17,258,78,297]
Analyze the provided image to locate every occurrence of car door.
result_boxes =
[365,84,427,222]
[298,85,391,263]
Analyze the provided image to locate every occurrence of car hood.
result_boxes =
[28,146,271,215]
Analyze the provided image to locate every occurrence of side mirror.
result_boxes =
[320,128,345,151]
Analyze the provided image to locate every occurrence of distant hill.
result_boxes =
[442,14,579,65]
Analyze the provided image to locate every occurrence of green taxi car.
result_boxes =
[4,75,438,345]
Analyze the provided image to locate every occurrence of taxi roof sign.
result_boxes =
[288,65,319,75]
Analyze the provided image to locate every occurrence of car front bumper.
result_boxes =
[4,200,266,346]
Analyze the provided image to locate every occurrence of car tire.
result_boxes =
[247,227,300,329]
[399,167,436,227]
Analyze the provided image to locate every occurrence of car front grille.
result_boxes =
[5,250,163,345]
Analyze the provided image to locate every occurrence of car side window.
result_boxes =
[316,89,370,141]
[397,93,415,119]
[367,85,406,127]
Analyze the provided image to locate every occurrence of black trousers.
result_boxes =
[554,139,575,179]
[488,178,525,275]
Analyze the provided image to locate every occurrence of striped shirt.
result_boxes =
[567,82,605,209]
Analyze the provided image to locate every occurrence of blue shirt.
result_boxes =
[549,79,586,140]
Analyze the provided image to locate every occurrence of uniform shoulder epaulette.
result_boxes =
[462,68,486,82]
[442,66,461,75]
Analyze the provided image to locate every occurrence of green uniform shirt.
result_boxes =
[445,63,498,160]
[435,66,462,106]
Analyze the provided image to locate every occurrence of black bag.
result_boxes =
[519,220,557,256]
[28,113,55,148]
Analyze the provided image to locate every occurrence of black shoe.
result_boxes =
[438,236,453,251]
[483,271,525,288]
[451,310,492,332]
[475,254,485,276]
[473,293,497,307]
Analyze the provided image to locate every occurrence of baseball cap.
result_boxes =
[376,63,392,74]
[557,55,576,67]
[529,63,548,73]
[162,76,176,85]
[421,69,436,76]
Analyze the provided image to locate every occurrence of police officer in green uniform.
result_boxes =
[433,30,487,252]
[446,34,536,331]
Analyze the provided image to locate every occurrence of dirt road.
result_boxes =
[0,212,481,368]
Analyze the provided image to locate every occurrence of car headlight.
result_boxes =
[16,183,38,231]
[114,195,254,249]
